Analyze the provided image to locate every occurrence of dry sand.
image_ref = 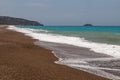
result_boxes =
[0,26,109,80]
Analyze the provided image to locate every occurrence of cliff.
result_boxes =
[0,16,43,26]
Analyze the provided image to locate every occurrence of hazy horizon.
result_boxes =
[0,0,120,26]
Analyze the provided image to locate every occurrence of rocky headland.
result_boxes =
[0,16,43,26]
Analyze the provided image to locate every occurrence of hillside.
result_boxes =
[0,16,43,26]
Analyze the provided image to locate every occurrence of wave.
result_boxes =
[8,25,120,58]
[7,25,120,79]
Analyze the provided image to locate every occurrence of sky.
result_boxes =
[0,0,120,26]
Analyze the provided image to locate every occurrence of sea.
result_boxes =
[8,25,120,80]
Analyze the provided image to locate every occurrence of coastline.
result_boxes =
[0,25,109,80]
[35,41,120,79]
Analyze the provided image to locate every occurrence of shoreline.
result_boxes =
[0,25,109,80]
[35,41,120,79]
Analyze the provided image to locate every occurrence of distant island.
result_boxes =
[0,16,43,26]
[84,24,93,26]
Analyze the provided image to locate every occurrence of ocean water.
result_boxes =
[8,25,120,79]
[17,26,120,45]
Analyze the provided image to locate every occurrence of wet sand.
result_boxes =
[35,41,120,79]
[0,25,109,80]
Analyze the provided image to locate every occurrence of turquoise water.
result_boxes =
[9,25,120,79]
[18,26,120,45]
[18,26,120,33]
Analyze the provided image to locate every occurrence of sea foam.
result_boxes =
[8,25,120,58]
[7,25,120,79]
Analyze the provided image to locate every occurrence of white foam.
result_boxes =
[67,64,120,80]
[54,58,120,80]
[8,25,120,58]
[7,25,120,79]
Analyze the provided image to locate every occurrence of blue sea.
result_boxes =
[18,26,120,45]
[8,26,120,79]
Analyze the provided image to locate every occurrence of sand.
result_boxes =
[0,25,109,80]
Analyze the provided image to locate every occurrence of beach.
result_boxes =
[0,25,109,80]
